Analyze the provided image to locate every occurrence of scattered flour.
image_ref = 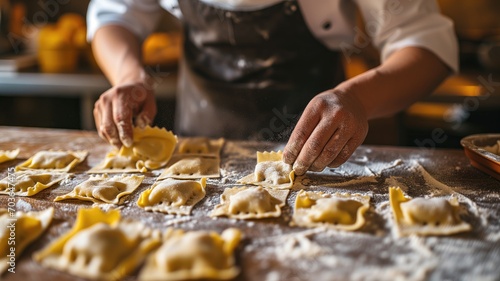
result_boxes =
[16,199,32,211]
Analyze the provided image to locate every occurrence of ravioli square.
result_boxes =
[389,186,471,236]
[210,186,289,220]
[139,228,241,281]
[137,178,206,215]
[15,150,88,172]
[54,174,144,205]
[176,137,224,157]
[0,149,19,164]
[89,126,177,173]
[238,151,295,189]
[33,207,161,281]
[158,155,220,180]
[291,190,370,231]
[0,208,54,274]
[0,172,67,196]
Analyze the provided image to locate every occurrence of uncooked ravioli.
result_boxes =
[0,172,67,196]
[138,228,241,281]
[15,150,88,172]
[137,178,206,215]
[54,174,144,204]
[0,149,19,164]
[389,186,471,236]
[291,190,370,231]
[238,151,295,189]
[33,207,161,281]
[210,186,289,219]
[89,126,177,173]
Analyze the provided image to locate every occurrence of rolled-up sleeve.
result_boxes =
[355,0,459,73]
[87,0,162,41]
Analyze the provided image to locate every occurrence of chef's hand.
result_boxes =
[93,82,157,148]
[283,89,368,175]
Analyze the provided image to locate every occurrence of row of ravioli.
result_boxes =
[0,126,472,238]
[0,184,472,280]
[1,207,242,280]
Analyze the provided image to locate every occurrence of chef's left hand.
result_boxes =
[283,89,369,175]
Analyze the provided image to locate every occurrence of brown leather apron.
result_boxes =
[175,0,344,141]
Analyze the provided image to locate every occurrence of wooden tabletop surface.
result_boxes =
[0,126,499,281]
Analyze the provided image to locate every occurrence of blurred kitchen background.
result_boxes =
[0,0,499,148]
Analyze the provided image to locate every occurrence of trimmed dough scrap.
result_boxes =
[33,207,161,281]
[137,178,207,215]
[0,149,20,164]
[0,207,54,274]
[89,126,177,173]
[176,137,224,157]
[389,186,471,236]
[159,155,220,179]
[139,228,242,281]
[15,150,88,172]
[0,172,67,196]
[238,151,295,189]
[291,189,370,231]
[211,186,289,219]
[54,174,144,205]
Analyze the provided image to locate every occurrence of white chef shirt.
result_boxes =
[87,0,459,73]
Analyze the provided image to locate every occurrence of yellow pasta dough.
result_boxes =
[137,178,206,215]
[158,155,220,180]
[15,150,88,172]
[176,137,224,157]
[483,140,500,155]
[389,186,471,236]
[238,151,295,189]
[0,172,67,196]
[54,174,144,205]
[0,207,54,274]
[291,190,370,231]
[0,149,20,164]
[33,207,161,281]
[139,228,241,281]
[89,126,177,173]
[210,186,289,219]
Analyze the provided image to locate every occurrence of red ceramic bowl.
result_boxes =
[461,134,500,180]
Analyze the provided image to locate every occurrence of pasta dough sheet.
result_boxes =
[0,172,67,197]
[137,178,207,215]
[211,186,289,220]
[158,155,220,180]
[15,150,88,172]
[0,208,54,274]
[175,137,224,157]
[238,151,295,189]
[54,174,144,205]
[33,207,161,281]
[139,228,242,281]
[0,149,19,164]
[88,126,177,173]
[389,186,471,236]
[291,189,370,231]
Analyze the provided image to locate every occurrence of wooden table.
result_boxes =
[0,126,499,281]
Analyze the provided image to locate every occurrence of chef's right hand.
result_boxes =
[93,82,157,148]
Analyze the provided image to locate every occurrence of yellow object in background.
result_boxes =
[37,13,86,73]
[142,32,182,67]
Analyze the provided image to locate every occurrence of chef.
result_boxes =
[87,0,458,175]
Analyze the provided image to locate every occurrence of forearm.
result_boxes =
[91,25,146,86]
[337,47,451,119]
